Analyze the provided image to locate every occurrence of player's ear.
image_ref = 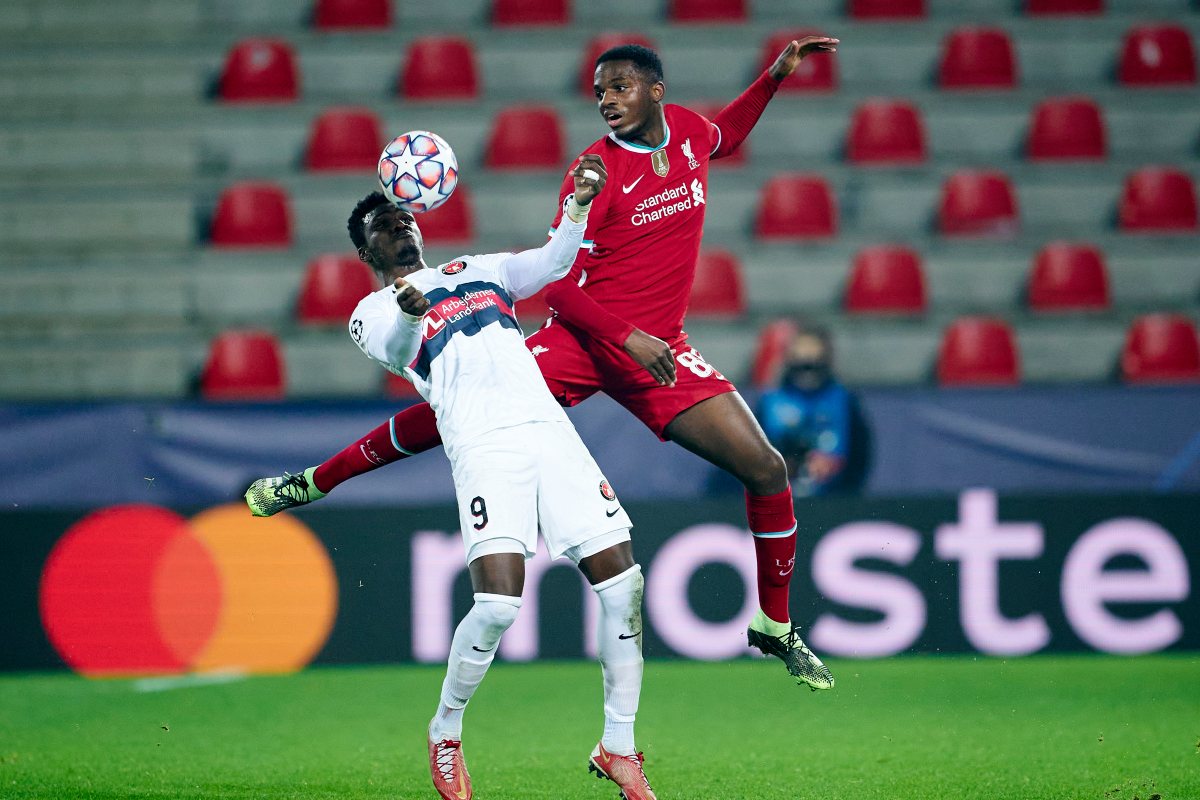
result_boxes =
[651,81,665,103]
[357,247,373,266]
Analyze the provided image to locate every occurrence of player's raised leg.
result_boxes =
[663,392,834,690]
[429,552,525,800]
[244,403,441,517]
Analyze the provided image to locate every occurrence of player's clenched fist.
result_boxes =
[571,154,607,205]
[394,277,430,317]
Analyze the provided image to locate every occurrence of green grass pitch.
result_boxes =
[0,655,1196,799]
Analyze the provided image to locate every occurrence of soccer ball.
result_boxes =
[377,131,458,213]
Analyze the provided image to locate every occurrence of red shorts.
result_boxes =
[524,319,736,441]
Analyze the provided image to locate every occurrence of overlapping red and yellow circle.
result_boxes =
[39,503,338,677]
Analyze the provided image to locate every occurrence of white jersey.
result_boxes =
[349,213,588,457]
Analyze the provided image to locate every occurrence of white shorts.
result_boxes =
[450,420,633,564]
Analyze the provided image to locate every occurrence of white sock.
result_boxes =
[593,565,644,757]
[429,593,521,741]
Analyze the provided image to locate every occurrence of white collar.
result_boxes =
[608,120,671,153]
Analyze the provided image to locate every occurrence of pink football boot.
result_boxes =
[587,742,657,800]
[428,735,472,800]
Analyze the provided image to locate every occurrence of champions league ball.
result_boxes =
[377,131,458,213]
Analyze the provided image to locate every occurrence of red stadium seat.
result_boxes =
[846,99,926,165]
[1118,25,1197,87]
[687,102,746,167]
[485,106,564,170]
[385,370,422,397]
[201,331,286,400]
[210,182,293,248]
[218,39,299,103]
[669,0,747,23]
[749,319,799,387]
[515,286,553,328]
[491,0,568,26]
[1027,97,1106,161]
[938,28,1018,90]
[937,317,1021,387]
[417,186,474,243]
[849,0,925,20]
[1025,0,1101,15]
[760,31,836,93]
[296,254,379,325]
[938,170,1019,237]
[1027,242,1110,311]
[845,245,927,314]
[579,33,656,97]
[399,37,479,100]
[1121,314,1200,384]
[304,107,383,172]
[1118,167,1198,233]
[755,174,838,240]
[688,249,747,319]
[313,0,391,30]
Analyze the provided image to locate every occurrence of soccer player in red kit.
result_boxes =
[248,37,839,691]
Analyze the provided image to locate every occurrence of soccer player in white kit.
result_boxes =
[344,155,656,800]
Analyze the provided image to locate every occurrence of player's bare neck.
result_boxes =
[620,105,667,150]
[380,259,427,286]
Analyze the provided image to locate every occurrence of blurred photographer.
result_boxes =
[756,324,869,496]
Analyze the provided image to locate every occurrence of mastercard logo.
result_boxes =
[39,503,338,677]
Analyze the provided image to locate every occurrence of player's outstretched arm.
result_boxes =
[709,34,838,160]
[353,278,427,372]
[499,155,607,301]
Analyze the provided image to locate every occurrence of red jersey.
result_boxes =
[549,104,721,342]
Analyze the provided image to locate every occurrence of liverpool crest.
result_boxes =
[651,149,669,177]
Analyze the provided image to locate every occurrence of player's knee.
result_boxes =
[738,445,788,495]
[472,593,521,637]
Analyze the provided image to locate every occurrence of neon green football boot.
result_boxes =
[244,467,327,517]
[747,609,835,691]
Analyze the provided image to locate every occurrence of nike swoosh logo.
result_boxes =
[606,508,621,517]
[472,645,495,652]
[618,631,641,640]
[622,175,644,194]
[778,566,794,578]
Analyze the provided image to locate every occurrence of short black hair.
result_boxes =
[348,192,391,252]
[595,44,664,85]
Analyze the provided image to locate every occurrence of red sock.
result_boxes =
[746,487,797,624]
[311,403,442,493]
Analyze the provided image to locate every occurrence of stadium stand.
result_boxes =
[218,39,300,103]
[755,174,838,239]
[399,37,480,100]
[669,0,748,24]
[201,331,287,400]
[491,0,569,27]
[937,27,1019,90]
[210,183,294,248]
[313,0,392,30]
[846,99,927,165]
[296,254,379,326]
[1025,0,1103,15]
[936,317,1022,386]
[0,0,1197,398]
[845,245,927,314]
[1027,242,1111,311]
[749,319,799,388]
[1121,313,1200,383]
[1026,97,1106,160]
[485,106,565,169]
[304,107,384,172]
[938,170,1020,236]
[688,249,748,320]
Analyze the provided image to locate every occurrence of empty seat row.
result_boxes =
[750,314,1200,390]
[296,0,1183,31]
[217,24,1198,103]
[298,96,1130,177]
[205,310,1200,401]
[758,167,1198,239]
[209,166,1199,248]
